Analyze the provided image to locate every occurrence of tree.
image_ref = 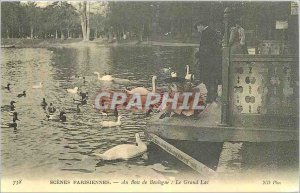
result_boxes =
[78,1,90,41]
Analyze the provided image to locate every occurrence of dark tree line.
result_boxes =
[1,1,105,40]
[1,1,293,42]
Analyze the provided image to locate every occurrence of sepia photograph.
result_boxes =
[0,1,299,192]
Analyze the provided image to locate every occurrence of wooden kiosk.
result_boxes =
[144,7,299,175]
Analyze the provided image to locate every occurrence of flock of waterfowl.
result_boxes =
[1,64,204,160]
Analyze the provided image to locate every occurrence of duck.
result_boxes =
[17,91,26,98]
[67,87,78,94]
[1,101,16,112]
[171,72,177,77]
[162,67,171,73]
[185,65,193,80]
[59,111,67,122]
[80,98,87,105]
[9,112,19,121]
[47,103,56,114]
[71,74,79,79]
[7,118,18,129]
[41,98,48,110]
[93,133,147,160]
[94,72,113,81]
[100,115,122,127]
[79,91,88,100]
[3,83,11,91]
[126,76,157,95]
[83,77,86,85]
[10,101,16,111]
[76,104,81,113]
[46,113,57,120]
[32,82,43,89]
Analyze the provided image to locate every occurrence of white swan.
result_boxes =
[94,72,113,81]
[171,72,177,77]
[126,76,156,95]
[112,78,131,85]
[32,82,43,89]
[46,114,58,120]
[162,67,171,73]
[185,65,192,80]
[94,133,147,160]
[100,115,122,127]
[67,87,78,94]
[101,112,108,116]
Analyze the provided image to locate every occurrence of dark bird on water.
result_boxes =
[47,103,56,114]
[41,98,48,110]
[7,117,19,129]
[76,104,80,113]
[3,83,11,91]
[10,101,16,111]
[59,111,67,122]
[17,91,26,98]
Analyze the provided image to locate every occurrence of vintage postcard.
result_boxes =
[1,1,299,192]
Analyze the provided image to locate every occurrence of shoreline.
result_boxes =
[1,38,199,48]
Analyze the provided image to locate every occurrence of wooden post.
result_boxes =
[221,7,231,126]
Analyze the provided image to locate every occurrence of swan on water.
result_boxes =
[67,87,78,94]
[171,72,177,77]
[94,72,113,81]
[100,115,122,127]
[32,82,43,89]
[162,67,171,73]
[185,65,193,80]
[93,133,147,160]
[126,76,157,95]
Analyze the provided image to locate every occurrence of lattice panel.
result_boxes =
[231,61,298,115]
[232,62,263,114]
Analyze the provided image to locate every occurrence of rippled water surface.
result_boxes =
[1,45,298,181]
[1,45,199,179]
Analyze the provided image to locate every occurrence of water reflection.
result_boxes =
[1,45,197,178]
[1,45,297,180]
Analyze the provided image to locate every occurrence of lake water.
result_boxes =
[1,45,201,180]
[1,44,298,183]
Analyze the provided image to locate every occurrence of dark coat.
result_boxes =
[197,27,222,83]
[196,27,222,102]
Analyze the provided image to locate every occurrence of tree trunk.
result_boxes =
[67,28,70,39]
[86,2,90,41]
[55,30,58,39]
[18,26,21,38]
[79,2,90,41]
[21,27,24,38]
[7,29,9,39]
[61,30,65,40]
[30,27,34,39]
[95,29,98,39]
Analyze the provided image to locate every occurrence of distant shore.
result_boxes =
[1,38,199,48]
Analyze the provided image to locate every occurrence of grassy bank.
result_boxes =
[1,38,83,48]
[1,38,199,48]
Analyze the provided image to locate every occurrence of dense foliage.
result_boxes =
[1,1,292,41]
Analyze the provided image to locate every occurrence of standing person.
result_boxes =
[229,18,248,54]
[194,20,222,103]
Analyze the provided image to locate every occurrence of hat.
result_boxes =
[194,20,208,30]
